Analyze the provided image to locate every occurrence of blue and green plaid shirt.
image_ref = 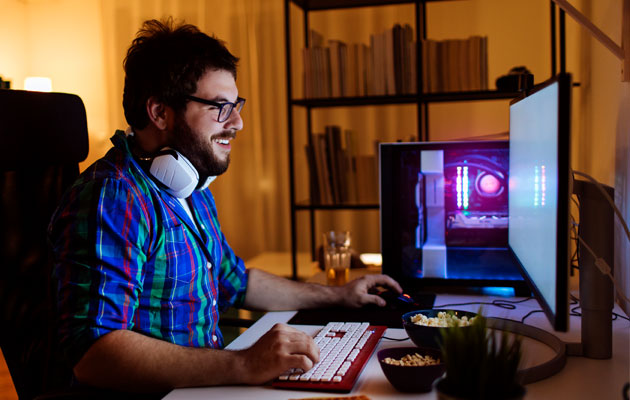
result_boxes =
[49,131,249,366]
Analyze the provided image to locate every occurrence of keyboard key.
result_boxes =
[273,322,386,392]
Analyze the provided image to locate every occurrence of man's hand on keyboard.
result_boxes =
[237,323,320,385]
[338,274,402,308]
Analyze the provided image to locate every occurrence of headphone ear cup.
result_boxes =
[149,149,199,198]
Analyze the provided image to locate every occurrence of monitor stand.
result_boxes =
[491,179,615,383]
[572,178,614,359]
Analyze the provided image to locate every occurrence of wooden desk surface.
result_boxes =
[163,293,630,400]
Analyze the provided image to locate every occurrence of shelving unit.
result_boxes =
[284,0,566,280]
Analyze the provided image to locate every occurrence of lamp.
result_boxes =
[24,77,53,92]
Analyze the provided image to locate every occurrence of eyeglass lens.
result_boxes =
[218,99,245,122]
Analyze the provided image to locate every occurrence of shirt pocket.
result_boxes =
[164,223,195,283]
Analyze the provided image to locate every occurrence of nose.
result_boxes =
[224,107,243,131]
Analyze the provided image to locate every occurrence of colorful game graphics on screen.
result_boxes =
[441,148,509,247]
[413,148,509,250]
[380,140,525,287]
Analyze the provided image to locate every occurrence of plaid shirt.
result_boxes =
[49,131,249,366]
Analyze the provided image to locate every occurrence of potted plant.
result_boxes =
[436,313,525,400]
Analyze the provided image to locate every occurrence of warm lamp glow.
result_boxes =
[360,253,382,266]
[24,77,52,92]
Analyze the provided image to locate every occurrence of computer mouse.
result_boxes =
[371,287,433,311]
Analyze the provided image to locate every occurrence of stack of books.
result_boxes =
[421,36,489,93]
[304,125,379,205]
[301,26,488,98]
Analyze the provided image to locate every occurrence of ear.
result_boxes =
[146,96,174,131]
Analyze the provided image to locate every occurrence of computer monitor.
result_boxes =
[380,140,527,292]
[508,72,571,332]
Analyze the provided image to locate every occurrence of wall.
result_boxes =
[0,0,110,168]
[580,0,629,313]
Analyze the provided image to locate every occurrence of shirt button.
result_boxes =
[213,299,217,306]
[207,262,212,270]
[212,335,218,342]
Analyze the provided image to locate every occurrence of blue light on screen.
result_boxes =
[509,82,559,314]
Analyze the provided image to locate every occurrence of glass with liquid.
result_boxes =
[323,231,351,286]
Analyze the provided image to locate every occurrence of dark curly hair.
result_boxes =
[123,18,239,129]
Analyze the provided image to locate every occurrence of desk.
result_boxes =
[163,293,629,400]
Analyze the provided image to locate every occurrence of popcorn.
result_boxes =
[410,311,477,327]
[382,353,440,367]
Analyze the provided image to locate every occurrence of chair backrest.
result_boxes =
[0,89,88,399]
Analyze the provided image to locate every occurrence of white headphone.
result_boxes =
[149,148,199,198]
[126,127,214,198]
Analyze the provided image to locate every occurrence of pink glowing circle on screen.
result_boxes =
[479,174,501,194]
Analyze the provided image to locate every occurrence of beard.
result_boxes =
[170,111,234,183]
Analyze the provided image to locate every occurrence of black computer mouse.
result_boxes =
[371,287,434,311]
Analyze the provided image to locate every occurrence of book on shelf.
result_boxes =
[392,23,403,95]
[309,133,333,204]
[328,39,343,98]
[304,143,320,204]
[384,26,396,95]
[304,125,379,205]
[325,125,346,203]
[421,36,488,93]
[401,24,415,94]
[347,43,359,97]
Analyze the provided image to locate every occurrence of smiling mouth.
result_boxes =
[213,138,231,145]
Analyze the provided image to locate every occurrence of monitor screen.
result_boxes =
[380,140,526,291]
[508,73,571,331]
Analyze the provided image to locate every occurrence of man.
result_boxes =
[48,18,401,394]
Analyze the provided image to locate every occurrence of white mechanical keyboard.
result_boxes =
[272,321,387,392]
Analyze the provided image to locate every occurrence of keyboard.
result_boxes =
[272,322,387,393]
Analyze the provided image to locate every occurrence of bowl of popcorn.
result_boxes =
[402,309,478,349]
[377,346,445,392]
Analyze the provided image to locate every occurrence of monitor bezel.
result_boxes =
[508,72,571,332]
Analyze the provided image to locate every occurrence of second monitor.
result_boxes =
[380,140,526,292]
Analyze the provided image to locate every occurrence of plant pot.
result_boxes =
[434,376,527,400]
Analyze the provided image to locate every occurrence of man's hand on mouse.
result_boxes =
[336,274,403,308]
[236,323,319,385]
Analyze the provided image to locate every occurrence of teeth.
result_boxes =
[214,138,230,145]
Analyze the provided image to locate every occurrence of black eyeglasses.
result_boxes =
[186,95,246,123]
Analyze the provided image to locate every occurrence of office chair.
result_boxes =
[0,89,89,399]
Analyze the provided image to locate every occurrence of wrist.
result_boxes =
[230,349,255,385]
[325,284,347,307]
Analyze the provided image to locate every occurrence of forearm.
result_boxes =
[242,268,403,311]
[242,268,343,310]
[74,329,249,392]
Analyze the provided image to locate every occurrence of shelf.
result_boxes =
[290,0,453,12]
[292,94,417,107]
[421,89,522,103]
[295,202,379,210]
[291,90,521,108]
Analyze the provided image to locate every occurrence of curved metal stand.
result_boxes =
[486,317,567,384]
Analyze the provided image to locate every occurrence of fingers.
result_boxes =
[242,323,319,384]
[363,293,387,307]
[339,274,403,308]
[364,274,403,293]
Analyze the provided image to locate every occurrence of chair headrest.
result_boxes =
[0,89,89,170]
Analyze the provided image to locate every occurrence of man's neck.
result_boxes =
[130,125,169,158]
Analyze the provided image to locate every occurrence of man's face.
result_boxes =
[170,69,243,181]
